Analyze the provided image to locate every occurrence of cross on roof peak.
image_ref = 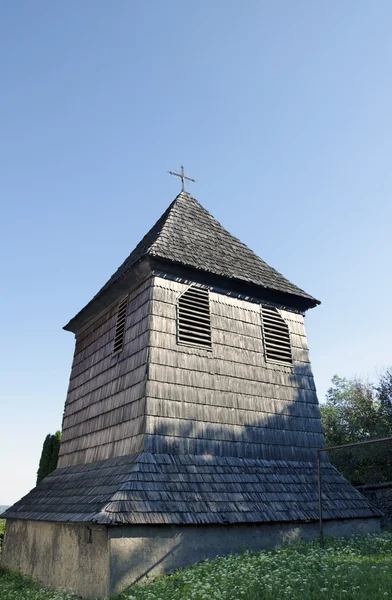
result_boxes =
[168,165,196,192]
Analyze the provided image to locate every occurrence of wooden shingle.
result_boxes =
[2,192,379,532]
[2,454,381,524]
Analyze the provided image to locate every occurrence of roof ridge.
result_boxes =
[169,193,303,287]
[147,192,187,255]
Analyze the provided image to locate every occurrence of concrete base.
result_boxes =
[108,518,380,595]
[1,517,381,598]
[1,520,110,598]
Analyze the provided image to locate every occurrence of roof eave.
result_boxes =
[150,257,321,312]
[63,252,320,336]
[63,257,153,334]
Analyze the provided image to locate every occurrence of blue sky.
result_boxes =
[1,1,391,504]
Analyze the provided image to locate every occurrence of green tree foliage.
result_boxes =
[376,369,392,432]
[36,431,62,484]
[0,520,5,551]
[320,370,392,486]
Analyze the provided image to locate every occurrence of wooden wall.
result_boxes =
[144,276,325,462]
[58,278,153,468]
[58,273,325,468]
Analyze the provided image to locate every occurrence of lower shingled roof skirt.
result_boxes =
[2,453,381,525]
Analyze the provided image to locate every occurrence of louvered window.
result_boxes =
[261,305,292,366]
[113,296,128,355]
[177,285,212,349]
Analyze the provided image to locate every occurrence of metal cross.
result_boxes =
[168,165,196,192]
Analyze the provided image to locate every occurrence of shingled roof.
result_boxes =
[65,192,319,331]
[2,453,380,525]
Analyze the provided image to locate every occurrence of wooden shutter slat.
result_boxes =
[178,309,211,323]
[264,331,291,343]
[113,297,128,355]
[179,325,211,338]
[178,285,212,349]
[180,296,210,309]
[261,306,292,366]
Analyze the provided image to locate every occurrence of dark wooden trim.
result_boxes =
[63,259,152,334]
[150,258,320,312]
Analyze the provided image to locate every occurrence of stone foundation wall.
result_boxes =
[108,518,380,595]
[357,483,392,526]
[1,517,381,598]
[0,520,110,598]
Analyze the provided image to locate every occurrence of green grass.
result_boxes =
[0,568,76,600]
[0,532,391,600]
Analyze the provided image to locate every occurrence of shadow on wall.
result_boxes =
[109,521,330,594]
[107,370,343,592]
[2,364,380,597]
[109,516,381,595]
[144,363,327,463]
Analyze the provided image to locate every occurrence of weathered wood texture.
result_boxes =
[3,274,381,526]
[58,279,153,468]
[3,196,382,529]
[58,274,323,468]
[145,276,324,462]
[3,453,381,524]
